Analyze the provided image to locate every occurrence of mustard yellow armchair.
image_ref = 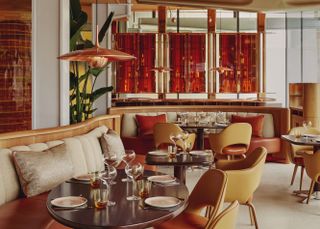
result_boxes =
[288,127,320,191]
[153,123,196,151]
[209,123,252,160]
[154,169,228,229]
[206,201,239,229]
[215,147,267,229]
[301,151,320,204]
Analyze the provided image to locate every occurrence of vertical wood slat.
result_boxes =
[158,6,167,34]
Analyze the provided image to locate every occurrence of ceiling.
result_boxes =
[81,0,320,11]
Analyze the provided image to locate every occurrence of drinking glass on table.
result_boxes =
[125,162,144,201]
[103,165,117,185]
[122,150,136,182]
[94,178,115,208]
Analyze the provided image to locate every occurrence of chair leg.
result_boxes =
[247,202,259,229]
[299,167,304,192]
[306,180,316,204]
[290,164,298,186]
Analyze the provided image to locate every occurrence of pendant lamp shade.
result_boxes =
[58,26,136,67]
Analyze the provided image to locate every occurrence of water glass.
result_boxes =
[135,179,151,199]
[93,179,115,208]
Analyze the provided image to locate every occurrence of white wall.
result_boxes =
[32,0,60,129]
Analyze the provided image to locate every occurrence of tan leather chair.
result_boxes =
[215,147,267,229]
[288,127,320,191]
[206,201,239,229]
[301,151,320,204]
[153,123,196,151]
[154,169,228,229]
[209,123,252,159]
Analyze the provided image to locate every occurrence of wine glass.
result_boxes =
[98,178,116,206]
[103,165,117,185]
[122,150,136,182]
[125,163,144,201]
[104,153,121,168]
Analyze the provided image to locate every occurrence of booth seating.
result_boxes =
[0,115,151,229]
[108,105,290,162]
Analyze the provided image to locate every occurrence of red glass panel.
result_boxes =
[219,34,237,93]
[0,20,32,133]
[114,33,156,93]
[138,34,156,92]
[219,33,258,93]
[114,33,138,93]
[239,34,257,93]
[169,33,206,93]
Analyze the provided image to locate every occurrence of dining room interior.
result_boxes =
[1,0,320,229]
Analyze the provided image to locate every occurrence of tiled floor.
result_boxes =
[158,163,320,229]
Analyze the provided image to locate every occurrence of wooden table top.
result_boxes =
[47,170,189,229]
[145,153,214,166]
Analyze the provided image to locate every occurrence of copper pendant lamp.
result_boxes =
[58,1,135,68]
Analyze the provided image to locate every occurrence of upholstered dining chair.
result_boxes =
[208,123,252,160]
[301,151,320,204]
[215,147,267,229]
[153,123,196,151]
[206,201,239,229]
[288,127,320,191]
[154,169,228,229]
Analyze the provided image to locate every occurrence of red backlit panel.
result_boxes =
[0,20,32,133]
[114,33,156,93]
[219,34,237,93]
[169,33,206,93]
[114,33,138,93]
[239,34,257,93]
[138,33,156,92]
[219,33,257,93]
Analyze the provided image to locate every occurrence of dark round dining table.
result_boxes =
[47,170,189,229]
[145,153,214,184]
[179,122,227,149]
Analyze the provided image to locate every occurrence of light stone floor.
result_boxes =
[158,163,320,229]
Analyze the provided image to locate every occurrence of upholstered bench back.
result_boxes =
[121,112,275,138]
[0,115,120,206]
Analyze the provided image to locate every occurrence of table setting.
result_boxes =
[46,152,189,229]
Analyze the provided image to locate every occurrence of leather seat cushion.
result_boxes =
[0,193,69,229]
[222,144,247,155]
[247,137,280,154]
[154,212,208,229]
[121,135,155,155]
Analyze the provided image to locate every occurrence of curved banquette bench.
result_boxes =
[108,105,290,163]
[0,115,150,229]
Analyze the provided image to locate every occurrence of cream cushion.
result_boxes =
[100,129,125,159]
[121,112,275,138]
[0,125,108,205]
[12,143,74,197]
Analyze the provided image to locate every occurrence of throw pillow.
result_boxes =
[99,129,125,166]
[12,143,74,197]
[135,114,167,136]
[231,115,265,137]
